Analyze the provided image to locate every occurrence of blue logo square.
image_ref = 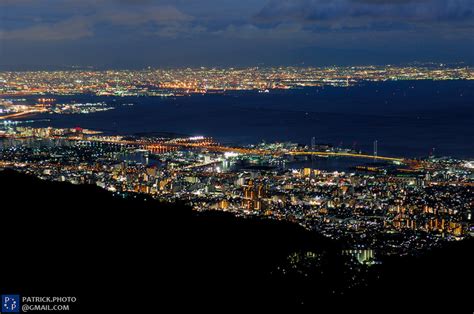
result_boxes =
[1,295,20,313]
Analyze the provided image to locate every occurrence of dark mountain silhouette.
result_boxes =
[0,170,338,310]
[0,169,472,311]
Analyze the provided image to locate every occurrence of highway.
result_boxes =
[287,151,405,162]
[156,142,406,162]
[11,135,406,164]
[0,109,48,120]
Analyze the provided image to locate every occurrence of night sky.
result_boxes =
[0,0,473,69]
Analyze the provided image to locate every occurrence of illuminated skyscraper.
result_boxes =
[242,179,267,211]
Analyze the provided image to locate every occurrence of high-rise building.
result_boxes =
[242,179,267,211]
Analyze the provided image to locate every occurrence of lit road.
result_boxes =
[18,135,407,164]
[157,142,406,163]
[287,151,405,162]
[0,109,48,120]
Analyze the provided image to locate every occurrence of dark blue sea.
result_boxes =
[20,80,474,159]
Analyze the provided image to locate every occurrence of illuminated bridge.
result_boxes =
[148,143,406,163]
[72,137,406,163]
[287,151,405,162]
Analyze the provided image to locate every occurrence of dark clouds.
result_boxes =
[0,0,473,68]
[0,0,194,40]
[1,17,92,41]
[255,0,474,27]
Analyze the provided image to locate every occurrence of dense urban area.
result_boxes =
[0,64,473,268]
[1,125,472,263]
[1,64,473,97]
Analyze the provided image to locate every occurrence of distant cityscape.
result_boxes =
[1,64,473,97]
